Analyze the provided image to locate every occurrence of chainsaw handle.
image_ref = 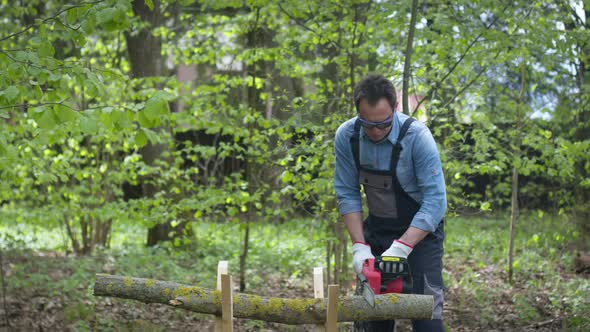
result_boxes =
[374,256,412,279]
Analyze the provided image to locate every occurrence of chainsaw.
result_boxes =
[357,256,413,307]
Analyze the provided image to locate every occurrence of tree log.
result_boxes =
[93,274,433,324]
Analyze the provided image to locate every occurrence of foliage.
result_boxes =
[0,0,588,251]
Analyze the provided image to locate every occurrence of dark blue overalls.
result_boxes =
[351,117,445,332]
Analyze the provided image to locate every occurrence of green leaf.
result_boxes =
[137,109,156,128]
[145,0,154,10]
[281,171,294,183]
[144,96,168,120]
[66,8,78,25]
[86,81,99,98]
[139,92,170,128]
[135,130,148,147]
[142,128,160,143]
[55,107,79,123]
[80,115,98,134]
[97,8,116,24]
[100,111,114,130]
[153,90,175,101]
[81,15,96,34]
[3,86,19,102]
[480,201,491,212]
[35,108,59,129]
[112,110,132,130]
[97,6,128,31]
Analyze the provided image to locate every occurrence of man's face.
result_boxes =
[358,98,394,142]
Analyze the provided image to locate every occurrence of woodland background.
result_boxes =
[0,0,589,331]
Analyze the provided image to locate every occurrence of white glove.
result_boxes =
[381,240,413,259]
[352,242,374,274]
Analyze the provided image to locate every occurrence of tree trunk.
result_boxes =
[402,0,419,115]
[326,241,332,285]
[124,0,174,246]
[94,274,434,323]
[239,218,250,292]
[573,4,590,250]
[508,64,525,283]
[507,165,519,284]
[125,0,163,78]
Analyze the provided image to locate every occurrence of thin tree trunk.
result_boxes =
[333,222,348,284]
[508,64,526,283]
[333,237,341,285]
[573,4,590,250]
[239,218,250,292]
[326,241,332,285]
[508,165,519,283]
[340,236,348,285]
[64,215,81,254]
[402,0,419,115]
[0,249,9,327]
[94,274,434,323]
[80,217,91,255]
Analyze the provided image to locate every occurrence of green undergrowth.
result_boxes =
[1,210,589,331]
[444,214,589,330]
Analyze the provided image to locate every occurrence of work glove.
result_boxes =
[381,240,413,259]
[352,242,374,274]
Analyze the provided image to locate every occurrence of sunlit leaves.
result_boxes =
[137,91,174,128]
[0,0,588,258]
[2,86,19,102]
[97,5,129,32]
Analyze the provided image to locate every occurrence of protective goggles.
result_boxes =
[357,113,394,129]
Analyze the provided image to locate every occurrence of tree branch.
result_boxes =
[0,1,104,43]
[412,3,510,113]
[277,3,342,49]
[0,99,74,111]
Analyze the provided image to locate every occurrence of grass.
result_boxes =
[1,209,589,331]
[444,213,589,330]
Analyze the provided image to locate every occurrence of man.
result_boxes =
[334,74,447,331]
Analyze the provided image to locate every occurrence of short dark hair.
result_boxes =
[353,74,397,111]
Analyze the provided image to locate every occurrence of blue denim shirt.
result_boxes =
[334,111,447,232]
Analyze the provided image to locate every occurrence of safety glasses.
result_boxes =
[357,113,394,129]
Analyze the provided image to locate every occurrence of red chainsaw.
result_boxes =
[357,256,413,307]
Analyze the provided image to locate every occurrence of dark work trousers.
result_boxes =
[350,117,445,332]
[360,215,445,332]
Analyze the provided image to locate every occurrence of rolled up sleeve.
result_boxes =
[334,123,362,216]
[411,128,447,232]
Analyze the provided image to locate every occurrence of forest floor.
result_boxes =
[0,215,588,331]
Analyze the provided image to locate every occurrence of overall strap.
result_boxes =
[350,119,362,170]
[390,118,416,173]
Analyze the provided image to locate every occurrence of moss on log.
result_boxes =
[93,274,433,324]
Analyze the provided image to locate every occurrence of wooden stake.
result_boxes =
[214,261,229,332]
[217,261,229,290]
[313,267,324,332]
[325,284,339,332]
[221,273,233,332]
[313,267,324,299]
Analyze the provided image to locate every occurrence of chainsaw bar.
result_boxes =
[357,273,375,307]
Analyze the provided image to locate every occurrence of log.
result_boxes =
[93,274,433,324]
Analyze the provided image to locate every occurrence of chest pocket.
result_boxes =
[359,169,397,219]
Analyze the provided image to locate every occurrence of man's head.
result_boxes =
[354,74,397,142]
